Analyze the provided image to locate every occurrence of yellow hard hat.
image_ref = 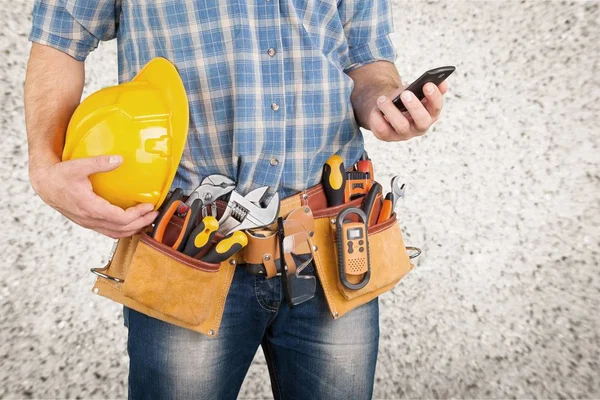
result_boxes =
[62,57,189,210]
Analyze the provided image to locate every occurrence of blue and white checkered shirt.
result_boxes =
[30,0,397,198]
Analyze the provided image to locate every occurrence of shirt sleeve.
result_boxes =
[338,0,398,73]
[29,0,120,61]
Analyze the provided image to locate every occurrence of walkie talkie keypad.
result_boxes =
[336,207,371,290]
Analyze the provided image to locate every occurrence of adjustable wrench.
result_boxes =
[218,187,280,235]
[390,176,406,210]
[186,174,236,217]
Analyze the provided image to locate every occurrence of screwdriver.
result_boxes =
[355,152,374,182]
[201,231,248,263]
[323,154,346,207]
[183,216,219,258]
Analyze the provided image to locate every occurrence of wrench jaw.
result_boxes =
[242,186,269,206]
[390,176,406,209]
[201,174,236,189]
[236,192,280,231]
[218,191,280,235]
[186,174,236,215]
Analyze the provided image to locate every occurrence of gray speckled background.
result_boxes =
[1,0,599,399]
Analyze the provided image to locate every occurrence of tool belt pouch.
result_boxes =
[91,217,236,337]
[243,185,415,320]
[311,197,414,318]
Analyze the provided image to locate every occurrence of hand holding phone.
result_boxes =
[392,66,455,112]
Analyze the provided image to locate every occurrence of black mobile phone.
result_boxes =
[392,66,455,112]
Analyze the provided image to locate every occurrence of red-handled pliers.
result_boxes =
[151,189,202,251]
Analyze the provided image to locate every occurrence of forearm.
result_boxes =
[347,60,403,131]
[24,43,85,176]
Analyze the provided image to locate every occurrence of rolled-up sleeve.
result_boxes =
[338,0,398,73]
[29,0,119,61]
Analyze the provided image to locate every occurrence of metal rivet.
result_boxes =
[264,254,271,261]
[304,207,310,213]
[312,245,318,252]
[309,231,314,237]
[93,287,99,294]
[271,102,280,111]
[229,259,237,266]
[333,311,339,318]
[208,330,215,336]
[330,218,336,224]
[302,193,308,200]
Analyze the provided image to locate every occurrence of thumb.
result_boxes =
[68,155,123,176]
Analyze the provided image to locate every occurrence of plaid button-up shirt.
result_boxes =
[30,0,397,198]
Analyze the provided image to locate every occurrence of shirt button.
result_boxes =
[271,102,280,111]
[270,158,279,166]
[267,47,276,57]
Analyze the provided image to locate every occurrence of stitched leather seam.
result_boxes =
[123,236,136,279]
[209,264,235,335]
[368,214,398,234]
[141,236,220,272]
[167,219,183,229]
[312,240,338,317]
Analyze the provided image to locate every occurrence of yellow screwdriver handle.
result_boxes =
[202,231,248,263]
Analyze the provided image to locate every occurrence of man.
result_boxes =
[24,1,448,399]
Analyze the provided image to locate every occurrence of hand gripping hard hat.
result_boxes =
[62,57,189,210]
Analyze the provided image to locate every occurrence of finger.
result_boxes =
[438,80,449,95]
[368,107,407,142]
[121,203,158,225]
[95,228,128,240]
[423,83,444,118]
[90,209,157,232]
[76,192,127,221]
[395,91,431,133]
[376,95,411,136]
[66,155,123,177]
[84,194,156,225]
[119,211,159,232]
[95,228,139,240]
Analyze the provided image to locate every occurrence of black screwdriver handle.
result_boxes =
[323,154,346,207]
[182,216,219,257]
[201,231,248,263]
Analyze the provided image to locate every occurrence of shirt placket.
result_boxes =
[251,0,286,195]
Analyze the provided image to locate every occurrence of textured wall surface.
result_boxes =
[1,0,599,399]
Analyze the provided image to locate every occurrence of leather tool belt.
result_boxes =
[90,181,415,337]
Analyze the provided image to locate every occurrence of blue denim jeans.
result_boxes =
[124,262,379,400]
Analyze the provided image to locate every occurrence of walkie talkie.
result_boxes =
[336,207,370,290]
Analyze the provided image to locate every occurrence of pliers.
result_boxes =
[151,188,202,251]
[185,174,236,217]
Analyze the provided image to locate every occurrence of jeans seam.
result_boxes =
[264,338,283,399]
[254,275,278,313]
